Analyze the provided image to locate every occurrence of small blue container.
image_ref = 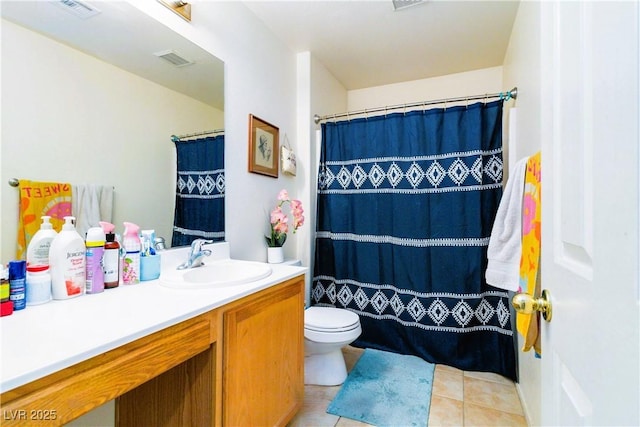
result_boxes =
[140,254,161,281]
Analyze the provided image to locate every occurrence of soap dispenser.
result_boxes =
[122,222,141,285]
[50,216,85,299]
[26,216,58,266]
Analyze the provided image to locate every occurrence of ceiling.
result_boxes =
[1,1,520,106]
[0,1,224,110]
[243,0,520,90]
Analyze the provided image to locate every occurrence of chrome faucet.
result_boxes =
[177,239,213,270]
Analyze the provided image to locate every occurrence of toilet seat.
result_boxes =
[304,307,361,343]
[304,307,360,332]
[303,307,362,386]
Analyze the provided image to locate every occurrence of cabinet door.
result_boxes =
[223,277,304,426]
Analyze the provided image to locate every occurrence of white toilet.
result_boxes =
[280,259,362,386]
[304,306,362,386]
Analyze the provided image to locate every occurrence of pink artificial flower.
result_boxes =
[266,189,304,246]
[274,221,289,234]
[288,200,305,232]
[293,214,305,230]
[291,200,304,216]
[270,206,286,224]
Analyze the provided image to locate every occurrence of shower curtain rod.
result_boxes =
[171,128,224,142]
[313,87,517,124]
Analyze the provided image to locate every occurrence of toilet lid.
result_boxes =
[305,307,360,332]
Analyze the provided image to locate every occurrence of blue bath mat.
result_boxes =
[327,348,435,426]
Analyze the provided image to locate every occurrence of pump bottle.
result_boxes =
[50,216,85,299]
[122,222,141,285]
[26,216,58,266]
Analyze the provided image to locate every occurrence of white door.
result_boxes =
[540,1,639,425]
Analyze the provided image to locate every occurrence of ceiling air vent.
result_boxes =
[154,50,194,67]
[53,0,101,19]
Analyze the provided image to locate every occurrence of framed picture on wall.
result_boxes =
[248,114,279,178]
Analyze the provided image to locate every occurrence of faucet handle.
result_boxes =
[191,238,214,252]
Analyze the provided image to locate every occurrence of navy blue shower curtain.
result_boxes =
[312,100,516,380]
[172,135,225,247]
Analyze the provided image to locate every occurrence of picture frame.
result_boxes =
[248,114,279,178]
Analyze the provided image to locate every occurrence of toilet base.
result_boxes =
[304,349,348,386]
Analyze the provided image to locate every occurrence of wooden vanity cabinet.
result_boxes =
[116,341,217,426]
[116,275,304,426]
[0,311,216,427]
[0,275,304,427]
[221,276,305,426]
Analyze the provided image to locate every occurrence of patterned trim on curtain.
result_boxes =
[172,135,225,246]
[312,100,516,380]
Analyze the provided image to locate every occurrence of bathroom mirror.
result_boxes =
[0,1,225,256]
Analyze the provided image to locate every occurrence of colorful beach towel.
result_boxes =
[516,152,542,355]
[17,180,73,259]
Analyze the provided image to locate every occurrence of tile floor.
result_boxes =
[288,346,527,427]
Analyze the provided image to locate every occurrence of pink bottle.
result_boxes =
[122,222,141,285]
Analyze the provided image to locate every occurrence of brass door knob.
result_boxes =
[511,289,552,322]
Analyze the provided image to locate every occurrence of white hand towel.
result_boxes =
[72,184,114,238]
[485,156,529,291]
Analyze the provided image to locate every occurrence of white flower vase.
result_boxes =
[267,247,284,264]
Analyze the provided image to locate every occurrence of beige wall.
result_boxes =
[0,19,223,261]
[296,51,348,305]
[348,66,504,112]
[502,2,543,426]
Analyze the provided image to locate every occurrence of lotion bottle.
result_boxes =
[85,227,105,294]
[122,222,141,285]
[50,216,85,299]
[99,221,120,289]
[26,216,58,266]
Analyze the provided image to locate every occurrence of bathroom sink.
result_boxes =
[159,259,272,289]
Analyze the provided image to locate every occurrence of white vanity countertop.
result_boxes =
[0,244,307,393]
